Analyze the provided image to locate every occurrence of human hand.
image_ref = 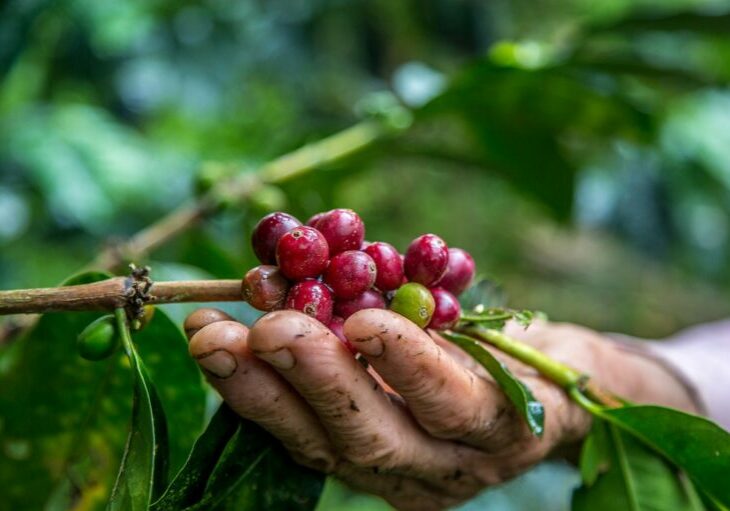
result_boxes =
[185,308,697,510]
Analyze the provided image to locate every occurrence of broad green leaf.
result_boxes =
[0,271,133,511]
[599,406,730,508]
[152,404,240,510]
[442,332,545,436]
[133,306,207,475]
[589,10,730,36]
[573,421,692,511]
[153,404,325,511]
[578,418,611,486]
[108,308,170,510]
[206,420,325,511]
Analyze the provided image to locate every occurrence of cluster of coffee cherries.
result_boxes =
[242,209,475,351]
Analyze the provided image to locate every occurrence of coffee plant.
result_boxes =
[2,5,730,511]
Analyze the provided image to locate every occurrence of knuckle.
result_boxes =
[423,408,478,439]
[341,440,401,469]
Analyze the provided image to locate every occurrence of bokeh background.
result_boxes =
[1,0,729,509]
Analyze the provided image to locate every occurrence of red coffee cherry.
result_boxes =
[324,250,377,299]
[251,212,302,264]
[313,208,365,255]
[306,212,326,227]
[428,288,461,330]
[364,242,404,291]
[328,315,357,355]
[404,234,449,286]
[241,265,289,312]
[276,226,329,280]
[285,280,334,324]
[334,289,386,319]
[436,248,475,296]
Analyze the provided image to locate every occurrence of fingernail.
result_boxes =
[256,348,296,370]
[196,349,238,379]
[352,335,384,357]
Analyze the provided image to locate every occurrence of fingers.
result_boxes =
[183,307,234,339]
[188,318,337,471]
[247,311,488,491]
[344,309,517,451]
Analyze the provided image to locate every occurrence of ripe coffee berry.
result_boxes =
[285,280,334,324]
[324,250,377,299]
[328,315,357,355]
[306,212,325,227]
[389,282,435,328]
[364,242,403,291]
[334,289,386,319]
[436,248,475,296]
[428,288,461,330]
[314,209,365,255]
[404,234,449,287]
[242,265,289,312]
[252,212,302,264]
[276,226,329,280]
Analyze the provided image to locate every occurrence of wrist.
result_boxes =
[602,338,700,413]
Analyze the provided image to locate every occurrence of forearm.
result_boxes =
[609,319,730,429]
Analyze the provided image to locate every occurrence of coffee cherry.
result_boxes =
[334,289,386,319]
[389,282,435,328]
[364,242,403,291]
[314,209,365,255]
[184,308,234,340]
[324,250,377,299]
[242,265,289,312]
[251,212,302,264]
[132,304,156,331]
[428,288,461,330]
[276,226,329,280]
[404,234,449,286]
[306,212,325,227]
[285,280,334,324]
[328,315,357,355]
[77,315,119,361]
[436,248,475,296]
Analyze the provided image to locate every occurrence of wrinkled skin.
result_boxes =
[187,309,697,511]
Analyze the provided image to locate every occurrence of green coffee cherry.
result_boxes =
[132,305,155,331]
[389,283,435,328]
[77,315,119,361]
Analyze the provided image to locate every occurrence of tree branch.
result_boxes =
[0,278,244,315]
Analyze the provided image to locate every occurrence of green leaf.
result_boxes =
[442,332,545,436]
[0,271,132,511]
[573,420,692,511]
[206,420,325,511]
[153,404,325,511]
[578,418,611,486]
[599,406,730,508]
[152,405,240,510]
[108,308,170,510]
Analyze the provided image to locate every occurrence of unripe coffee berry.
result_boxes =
[328,315,357,355]
[389,282,435,328]
[184,308,234,340]
[242,265,289,312]
[334,289,386,319]
[364,242,403,291]
[276,226,329,280]
[251,212,302,264]
[314,209,365,255]
[324,250,377,299]
[404,234,449,286]
[436,248,475,296]
[285,280,334,324]
[428,288,461,330]
[77,315,119,361]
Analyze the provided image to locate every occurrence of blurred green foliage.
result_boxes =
[2,0,730,509]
